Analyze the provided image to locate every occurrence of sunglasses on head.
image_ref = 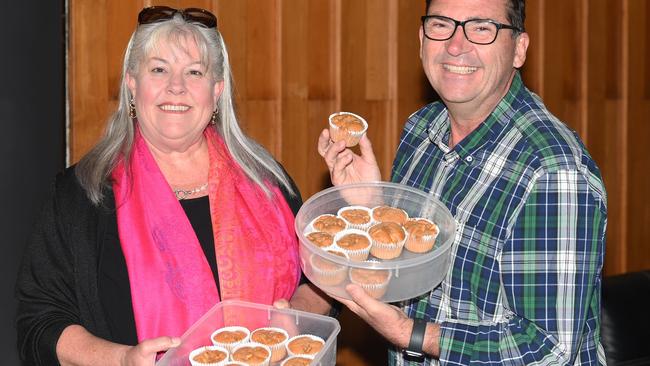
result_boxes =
[138,6,217,29]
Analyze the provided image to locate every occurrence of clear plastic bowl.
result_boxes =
[157,300,340,366]
[296,182,456,303]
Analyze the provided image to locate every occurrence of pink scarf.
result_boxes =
[112,127,300,341]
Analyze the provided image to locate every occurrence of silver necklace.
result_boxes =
[173,182,208,200]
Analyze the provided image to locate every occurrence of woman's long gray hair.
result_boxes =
[76,14,295,205]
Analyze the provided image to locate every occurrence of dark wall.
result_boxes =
[1,1,65,364]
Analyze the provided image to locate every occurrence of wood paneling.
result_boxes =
[68,2,650,362]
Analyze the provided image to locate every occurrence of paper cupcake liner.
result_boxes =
[250,327,289,363]
[280,355,315,366]
[189,345,230,366]
[328,112,368,147]
[230,342,272,366]
[332,229,372,261]
[306,214,348,236]
[348,266,392,300]
[285,334,326,358]
[211,326,251,352]
[404,218,440,253]
[337,206,374,231]
[369,235,406,260]
[309,252,348,286]
[371,206,409,225]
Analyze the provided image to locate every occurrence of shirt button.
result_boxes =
[465,156,473,163]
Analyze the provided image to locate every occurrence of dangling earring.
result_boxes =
[129,97,137,119]
[210,108,219,125]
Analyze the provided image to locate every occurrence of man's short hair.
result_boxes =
[425,0,526,33]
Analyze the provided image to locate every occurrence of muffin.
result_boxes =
[286,334,325,357]
[250,327,289,362]
[337,205,373,230]
[309,250,349,286]
[281,356,315,366]
[368,222,407,259]
[333,229,372,261]
[328,111,368,147]
[231,343,271,366]
[309,214,347,235]
[224,363,249,366]
[211,326,251,351]
[349,265,392,299]
[305,231,334,248]
[371,205,408,224]
[403,218,440,253]
[189,345,230,366]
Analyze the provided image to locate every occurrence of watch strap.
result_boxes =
[404,317,427,359]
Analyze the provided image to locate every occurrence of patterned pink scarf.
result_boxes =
[112,127,300,341]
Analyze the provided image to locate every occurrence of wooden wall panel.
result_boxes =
[69,5,650,363]
[626,0,650,272]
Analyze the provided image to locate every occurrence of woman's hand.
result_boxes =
[57,325,180,366]
[317,129,382,186]
[120,336,181,366]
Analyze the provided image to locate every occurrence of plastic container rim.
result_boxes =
[296,181,456,270]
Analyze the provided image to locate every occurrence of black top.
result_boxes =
[98,186,302,346]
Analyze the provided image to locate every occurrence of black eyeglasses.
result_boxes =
[138,6,217,29]
[421,15,522,45]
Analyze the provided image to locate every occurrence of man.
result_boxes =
[318,0,607,364]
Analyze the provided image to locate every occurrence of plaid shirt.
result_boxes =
[388,72,607,366]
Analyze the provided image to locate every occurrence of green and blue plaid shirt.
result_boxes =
[389,72,607,365]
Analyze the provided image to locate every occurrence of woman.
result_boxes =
[16,6,329,365]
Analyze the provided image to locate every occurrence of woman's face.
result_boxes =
[127,36,223,152]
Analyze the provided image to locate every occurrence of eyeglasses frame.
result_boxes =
[420,15,523,45]
[138,6,217,29]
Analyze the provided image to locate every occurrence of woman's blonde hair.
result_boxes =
[76,13,294,205]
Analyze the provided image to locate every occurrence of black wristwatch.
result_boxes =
[403,317,427,361]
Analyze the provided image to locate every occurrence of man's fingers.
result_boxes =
[317,129,331,157]
[358,134,378,164]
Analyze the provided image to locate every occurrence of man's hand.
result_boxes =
[334,284,412,349]
[317,129,382,186]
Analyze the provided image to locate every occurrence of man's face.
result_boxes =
[420,0,529,114]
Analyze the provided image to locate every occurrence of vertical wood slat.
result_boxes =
[626,0,650,272]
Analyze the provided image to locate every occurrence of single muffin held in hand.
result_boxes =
[328,112,368,147]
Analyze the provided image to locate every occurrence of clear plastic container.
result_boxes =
[296,182,456,303]
[157,300,340,366]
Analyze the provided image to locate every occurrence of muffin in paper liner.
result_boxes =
[230,342,272,366]
[337,205,373,231]
[285,334,325,358]
[306,214,348,236]
[250,327,289,363]
[404,218,440,253]
[280,355,316,366]
[189,345,230,366]
[304,231,335,249]
[348,263,392,299]
[371,205,409,225]
[332,229,372,261]
[328,111,368,147]
[211,326,251,352]
[309,249,349,286]
[368,222,407,259]
[223,362,249,366]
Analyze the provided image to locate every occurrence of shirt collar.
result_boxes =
[427,71,525,164]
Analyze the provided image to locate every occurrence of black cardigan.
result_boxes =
[15,166,302,365]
